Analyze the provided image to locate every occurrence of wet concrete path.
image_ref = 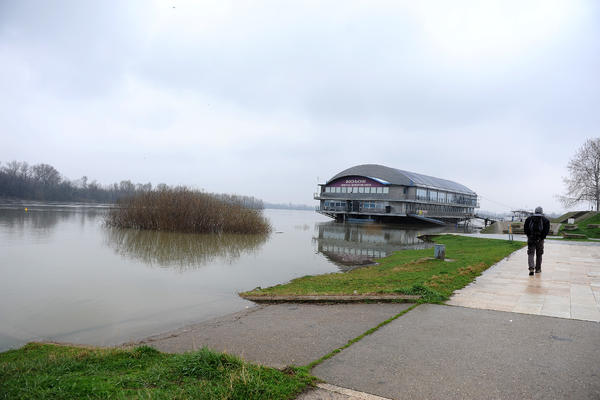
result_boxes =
[447,241,600,321]
[134,303,412,369]
[312,304,600,400]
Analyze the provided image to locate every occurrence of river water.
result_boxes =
[0,204,448,351]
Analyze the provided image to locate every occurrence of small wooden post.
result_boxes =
[434,244,446,260]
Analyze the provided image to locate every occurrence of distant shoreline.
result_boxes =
[0,197,315,211]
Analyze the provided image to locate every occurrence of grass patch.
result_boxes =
[557,212,600,239]
[0,343,314,399]
[242,235,525,303]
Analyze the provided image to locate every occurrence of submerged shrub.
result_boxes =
[105,188,272,235]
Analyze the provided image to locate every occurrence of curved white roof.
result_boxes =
[328,164,476,195]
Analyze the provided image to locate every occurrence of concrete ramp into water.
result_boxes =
[132,303,413,369]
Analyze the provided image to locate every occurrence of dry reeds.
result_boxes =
[105,188,271,235]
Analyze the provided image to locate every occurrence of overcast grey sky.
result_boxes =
[1,0,599,212]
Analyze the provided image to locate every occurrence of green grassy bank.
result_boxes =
[0,343,314,400]
[242,235,526,303]
[558,212,600,239]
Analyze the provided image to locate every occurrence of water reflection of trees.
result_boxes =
[105,228,269,271]
[0,208,104,241]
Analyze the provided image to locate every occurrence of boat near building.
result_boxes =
[314,164,479,225]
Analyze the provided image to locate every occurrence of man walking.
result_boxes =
[524,206,551,276]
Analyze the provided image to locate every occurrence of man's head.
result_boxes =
[535,206,544,214]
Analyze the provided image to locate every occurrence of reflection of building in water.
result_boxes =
[315,164,479,224]
[314,222,441,271]
[319,243,388,260]
[105,228,269,271]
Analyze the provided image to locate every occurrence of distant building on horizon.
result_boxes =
[314,164,479,224]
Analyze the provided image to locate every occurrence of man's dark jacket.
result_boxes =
[524,214,550,240]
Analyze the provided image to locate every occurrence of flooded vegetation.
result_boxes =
[106,188,271,234]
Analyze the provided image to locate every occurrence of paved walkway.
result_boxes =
[312,304,600,399]
[447,241,600,321]
[134,303,412,369]
[298,383,392,400]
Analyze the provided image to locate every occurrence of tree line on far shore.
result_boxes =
[0,160,264,209]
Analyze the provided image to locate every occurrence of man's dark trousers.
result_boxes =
[527,239,544,271]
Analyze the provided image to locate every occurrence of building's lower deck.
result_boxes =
[318,199,475,223]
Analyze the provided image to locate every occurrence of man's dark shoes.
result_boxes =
[535,268,541,273]
[529,270,534,276]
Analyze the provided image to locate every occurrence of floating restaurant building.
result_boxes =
[315,164,479,224]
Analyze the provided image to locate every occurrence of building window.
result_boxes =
[361,202,379,209]
[438,192,446,203]
[429,191,438,202]
[383,187,389,194]
[416,188,427,199]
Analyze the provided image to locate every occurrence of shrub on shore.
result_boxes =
[105,188,271,234]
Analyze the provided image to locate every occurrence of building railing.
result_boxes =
[318,206,387,214]
[315,191,478,207]
[316,206,473,218]
[408,210,474,217]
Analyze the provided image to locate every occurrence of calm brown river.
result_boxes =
[0,204,445,351]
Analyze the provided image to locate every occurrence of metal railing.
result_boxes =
[316,191,477,207]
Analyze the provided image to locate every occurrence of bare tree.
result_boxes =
[3,160,22,177]
[32,163,61,186]
[560,138,600,211]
